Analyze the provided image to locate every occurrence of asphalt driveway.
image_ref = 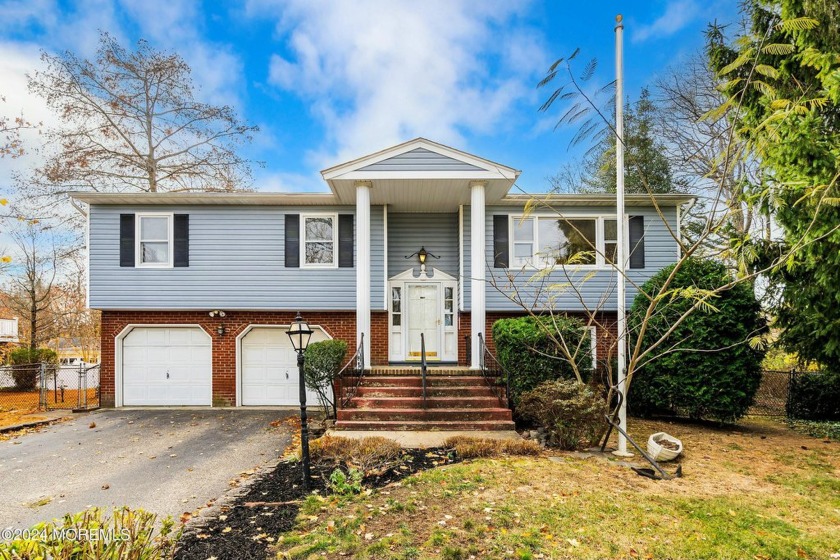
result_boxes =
[0,409,296,530]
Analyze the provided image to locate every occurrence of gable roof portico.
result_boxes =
[321,137,520,212]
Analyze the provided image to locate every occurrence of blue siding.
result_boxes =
[359,148,483,172]
[387,213,459,279]
[89,205,385,311]
[462,205,680,312]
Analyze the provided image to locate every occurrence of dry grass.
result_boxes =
[275,417,840,559]
[443,436,542,459]
[310,435,402,473]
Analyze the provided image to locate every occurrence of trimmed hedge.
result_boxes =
[628,258,766,423]
[787,371,840,421]
[7,347,59,391]
[492,315,591,404]
[517,379,607,450]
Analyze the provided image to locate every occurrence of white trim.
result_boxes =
[676,203,682,259]
[383,204,388,309]
[135,213,174,268]
[114,324,211,408]
[235,324,332,407]
[332,170,515,181]
[388,267,458,362]
[458,205,464,312]
[321,137,519,181]
[509,214,620,270]
[588,326,598,369]
[300,212,339,269]
[85,209,91,309]
[356,183,372,365]
[470,183,486,369]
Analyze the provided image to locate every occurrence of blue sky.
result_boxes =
[0,0,741,195]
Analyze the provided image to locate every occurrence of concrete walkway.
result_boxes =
[325,429,522,448]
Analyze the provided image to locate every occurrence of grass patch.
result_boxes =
[273,418,840,559]
[788,419,840,441]
[442,436,541,459]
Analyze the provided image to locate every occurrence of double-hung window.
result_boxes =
[512,216,616,268]
[302,214,337,267]
[137,214,172,267]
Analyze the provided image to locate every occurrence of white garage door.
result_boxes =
[122,327,212,406]
[240,327,329,406]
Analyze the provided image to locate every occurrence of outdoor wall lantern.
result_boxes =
[216,325,226,336]
[286,312,314,489]
[405,246,440,275]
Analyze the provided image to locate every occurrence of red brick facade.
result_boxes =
[100,310,362,407]
[101,309,617,407]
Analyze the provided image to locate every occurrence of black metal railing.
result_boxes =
[420,333,428,409]
[338,333,365,408]
[477,333,511,408]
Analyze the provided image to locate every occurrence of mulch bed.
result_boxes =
[174,447,457,560]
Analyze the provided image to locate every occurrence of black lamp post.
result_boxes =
[287,312,314,489]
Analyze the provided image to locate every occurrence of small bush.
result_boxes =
[492,315,591,405]
[304,339,348,417]
[310,435,402,473]
[787,371,840,420]
[0,507,179,559]
[517,379,607,450]
[628,258,766,423]
[443,436,541,458]
[327,467,363,495]
[7,347,59,391]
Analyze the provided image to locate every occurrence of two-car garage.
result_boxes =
[118,325,329,407]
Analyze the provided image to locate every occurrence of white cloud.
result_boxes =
[251,0,544,168]
[632,0,699,43]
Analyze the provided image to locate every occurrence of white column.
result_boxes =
[356,181,372,367]
[470,182,486,369]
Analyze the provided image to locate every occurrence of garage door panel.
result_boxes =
[122,327,212,406]
[241,327,327,406]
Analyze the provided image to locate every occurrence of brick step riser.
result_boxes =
[366,370,475,377]
[352,376,497,388]
[336,409,513,422]
[348,397,506,409]
[355,386,498,398]
[333,420,516,431]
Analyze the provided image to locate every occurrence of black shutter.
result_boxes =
[629,215,646,269]
[338,214,354,268]
[119,214,135,267]
[493,215,509,268]
[285,214,300,268]
[174,214,189,267]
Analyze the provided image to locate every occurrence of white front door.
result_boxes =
[240,326,327,405]
[407,283,440,361]
[122,327,212,406]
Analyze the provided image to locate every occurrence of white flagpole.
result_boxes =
[614,13,632,457]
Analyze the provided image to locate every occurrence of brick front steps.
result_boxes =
[335,367,514,431]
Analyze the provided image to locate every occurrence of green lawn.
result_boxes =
[274,418,840,560]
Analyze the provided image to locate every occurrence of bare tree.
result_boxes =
[26,32,257,212]
[653,54,771,266]
[3,222,73,350]
[52,253,101,363]
[0,95,35,160]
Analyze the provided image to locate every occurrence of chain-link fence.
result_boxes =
[750,369,796,416]
[0,363,100,415]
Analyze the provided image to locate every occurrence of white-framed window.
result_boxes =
[391,287,402,326]
[511,215,617,268]
[301,214,338,268]
[136,213,173,268]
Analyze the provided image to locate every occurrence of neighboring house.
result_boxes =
[73,138,692,412]
[0,318,19,344]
